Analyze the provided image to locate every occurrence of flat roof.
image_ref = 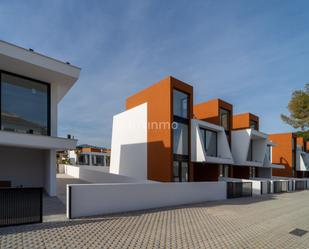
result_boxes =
[0,40,81,102]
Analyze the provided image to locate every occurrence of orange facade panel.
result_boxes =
[126,76,193,182]
[233,113,259,130]
[193,99,233,127]
[269,133,296,177]
[297,137,305,150]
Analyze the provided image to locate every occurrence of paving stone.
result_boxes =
[1,191,309,248]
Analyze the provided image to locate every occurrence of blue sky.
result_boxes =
[1,0,308,147]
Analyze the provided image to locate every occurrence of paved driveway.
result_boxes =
[1,191,309,248]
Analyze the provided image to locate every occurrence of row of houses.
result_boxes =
[67,144,111,167]
[109,76,309,183]
[0,39,307,200]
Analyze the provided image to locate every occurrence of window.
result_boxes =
[247,140,253,161]
[200,128,217,157]
[219,165,229,177]
[173,161,179,182]
[219,108,230,131]
[173,89,190,181]
[106,156,110,166]
[78,154,89,165]
[173,161,188,182]
[173,122,189,155]
[266,145,271,162]
[249,167,256,178]
[92,155,105,166]
[250,120,258,130]
[173,89,189,118]
[1,72,50,135]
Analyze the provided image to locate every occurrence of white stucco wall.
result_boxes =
[0,146,47,188]
[67,181,227,218]
[64,165,139,183]
[110,103,147,180]
[191,119,234,164]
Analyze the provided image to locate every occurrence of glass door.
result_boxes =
[173,160,188,182]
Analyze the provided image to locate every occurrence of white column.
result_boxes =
[45,149,57,196]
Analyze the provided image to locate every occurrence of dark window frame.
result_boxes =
[0,70,51,136]
[250,120,258,130]
[172,88,190,158]
[173,159,189,182]
[200,127,218,157]
[173,89,189,119]
[172,88,191,181]
[219,107,231,131]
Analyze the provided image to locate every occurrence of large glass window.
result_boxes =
[266,145,271,162]
[78,154,89,165]
[106,156,110,166]
[173,161,188,182]
[173,89,189,118]
[92,155,105,166]
[220,108,230,131]
[1,72,50,135]
[173,122,189,155]
[200,128,217,157]
[250,120,258,130]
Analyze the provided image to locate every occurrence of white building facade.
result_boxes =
[0,40,80,196]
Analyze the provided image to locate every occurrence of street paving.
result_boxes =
[1,191,309,248]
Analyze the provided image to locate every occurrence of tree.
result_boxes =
[281,83,309,131]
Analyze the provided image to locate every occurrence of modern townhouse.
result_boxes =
[231,113,273,179]
[270,133,309,178]
[0,40,80,196]
[111,76,193,181]
[192,99,234,181]
[110,76,237,182]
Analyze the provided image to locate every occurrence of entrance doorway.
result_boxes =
[173,160,188,182]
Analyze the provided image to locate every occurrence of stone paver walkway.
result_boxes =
[1,191,309,248]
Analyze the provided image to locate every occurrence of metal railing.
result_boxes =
[0,187,43,227]
[227,182,252,199]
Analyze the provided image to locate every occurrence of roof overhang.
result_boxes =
[270,164,285,169]
[0,130,77,150]
[0,40,81,102]
[250,129,268,140]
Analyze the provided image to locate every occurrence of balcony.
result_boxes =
[296,149,309,172]
[0,130,77,150]
[263,140,285,169]
[231,129,268,167]
[191,119,234,165]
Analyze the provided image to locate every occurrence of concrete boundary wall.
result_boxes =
[63,165,139,183]
[67,181,227,218]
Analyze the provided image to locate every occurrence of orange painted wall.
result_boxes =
[193,99,233,126]
[126,76,193,182]
[80,148,110,153]
[269,133,296,177]
[232,113,259,130]
[297,137,305,150]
